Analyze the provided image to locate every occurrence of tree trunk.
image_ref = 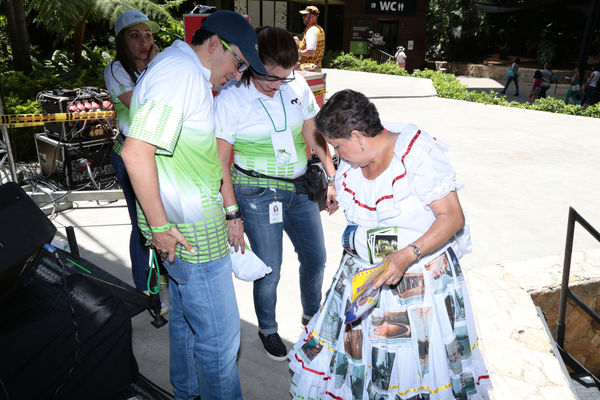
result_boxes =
[5,0,32,73]
[73,10,90,66]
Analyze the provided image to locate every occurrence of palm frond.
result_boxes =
[95,0,178,28]
[27,0,92,32]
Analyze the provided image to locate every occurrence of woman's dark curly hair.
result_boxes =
[315,89,384,139]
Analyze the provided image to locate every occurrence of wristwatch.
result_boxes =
[408,243,422,262]
[326,174,336,185]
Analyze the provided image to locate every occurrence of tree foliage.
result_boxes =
[1,0,187,161]
[3,0,32,72]
[426,0,488,61]
[426,1,596,68]
[26,0,184,65]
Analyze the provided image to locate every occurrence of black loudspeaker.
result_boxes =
[38,87,115,142]
[0,183,159,399]
[0,182,56,302]
[0,252,139,399]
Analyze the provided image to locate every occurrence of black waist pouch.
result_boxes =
[235,157,328,210]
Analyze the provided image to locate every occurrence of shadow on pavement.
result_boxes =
[238,319,294,398]
[132,310,295,399]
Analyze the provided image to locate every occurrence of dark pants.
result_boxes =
[583,86,599,106]
[502,75,519,95]
[110,150,150,291]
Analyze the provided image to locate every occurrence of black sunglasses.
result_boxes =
[259,70,296,83]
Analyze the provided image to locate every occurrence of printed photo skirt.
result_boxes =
[288,247,491,400]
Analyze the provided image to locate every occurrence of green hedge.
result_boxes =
[328,52,600,119]
[327,52,410,77]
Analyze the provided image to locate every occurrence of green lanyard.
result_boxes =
[258,90,287,132]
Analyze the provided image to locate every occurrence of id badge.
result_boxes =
[270,127,298,166]
[269,201,283,224]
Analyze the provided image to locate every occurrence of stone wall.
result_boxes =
[432,61,574,87]
[531,281,600,376]
[467,248,600,399]
[433,61,572,79]
[430,61,582,99]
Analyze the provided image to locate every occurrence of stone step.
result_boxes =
[571,374,600,400]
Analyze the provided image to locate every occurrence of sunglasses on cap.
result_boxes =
[257,70,296,83]
[220,40,249,73]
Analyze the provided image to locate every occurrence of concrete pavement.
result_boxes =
[49,68,600,399]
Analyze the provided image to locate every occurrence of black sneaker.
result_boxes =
[258,332,288,361]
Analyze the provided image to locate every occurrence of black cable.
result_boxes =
[30,186,70,214]
[19,171,70,220]
[47,248,81,398]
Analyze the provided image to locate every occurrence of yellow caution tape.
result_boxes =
[0,111,116,128]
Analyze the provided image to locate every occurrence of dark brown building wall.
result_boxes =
[343,0,429,70]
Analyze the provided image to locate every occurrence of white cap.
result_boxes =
[115,10,159,36]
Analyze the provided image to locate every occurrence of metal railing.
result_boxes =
[555,207,600,387]
[372,49,394,65]
[0,91,18,183]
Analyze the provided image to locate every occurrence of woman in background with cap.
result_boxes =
[214,26,337,362]
[394,45,407,69]
[104,10,160,294]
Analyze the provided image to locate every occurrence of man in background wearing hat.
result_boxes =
[294,5,325,71]
[121,10,266,400]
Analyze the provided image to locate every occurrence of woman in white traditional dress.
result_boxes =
[288,89,491,400]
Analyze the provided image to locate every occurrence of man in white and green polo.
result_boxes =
[121,10,266,400]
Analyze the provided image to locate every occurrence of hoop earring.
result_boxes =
[360,143,365,151]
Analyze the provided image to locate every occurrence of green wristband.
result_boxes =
[224,204,239,214]
[150,223,172,233]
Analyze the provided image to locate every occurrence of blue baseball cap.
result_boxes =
[201,10,266,75]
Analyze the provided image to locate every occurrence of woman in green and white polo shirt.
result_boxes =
[214,27,337,361]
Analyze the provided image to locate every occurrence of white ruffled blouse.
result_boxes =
[335,121,472,262]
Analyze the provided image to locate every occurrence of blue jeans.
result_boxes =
[110,150,149,291]
[502,75,519,95]
[164,255,242,400]
[235,185,326,334]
